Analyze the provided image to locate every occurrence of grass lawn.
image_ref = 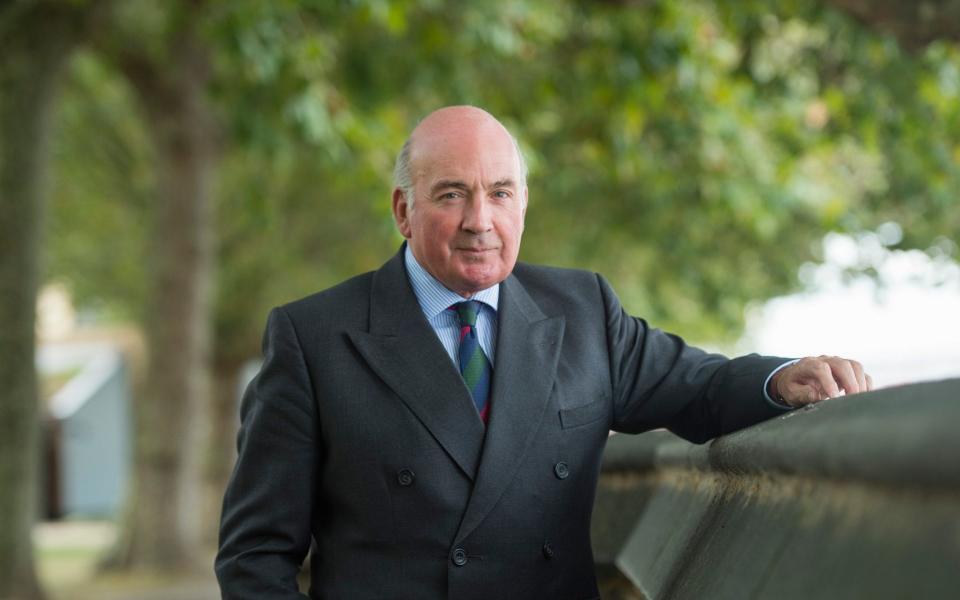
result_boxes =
[34,520,219,600]
[34,520,113,594]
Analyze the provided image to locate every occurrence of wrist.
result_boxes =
[768,371,785,405]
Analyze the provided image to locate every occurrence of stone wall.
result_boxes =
[592,379,960,599]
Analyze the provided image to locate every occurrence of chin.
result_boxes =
[459,269,507,292]
[451,254,516,287]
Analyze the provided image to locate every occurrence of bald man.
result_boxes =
[215,106,871,600]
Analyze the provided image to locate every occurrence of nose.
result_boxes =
[461,197,493,234]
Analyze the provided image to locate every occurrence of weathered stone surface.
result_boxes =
[592,378,960,599]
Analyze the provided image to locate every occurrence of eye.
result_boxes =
[492,190,511,199]
[440,191,462,200]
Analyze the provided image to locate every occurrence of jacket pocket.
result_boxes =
[559,397,609,429]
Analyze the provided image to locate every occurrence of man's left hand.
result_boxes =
[770,355,873,408]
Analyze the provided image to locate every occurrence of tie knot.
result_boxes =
[453,301,482,328]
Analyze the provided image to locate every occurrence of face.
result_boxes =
[392,110,528,297]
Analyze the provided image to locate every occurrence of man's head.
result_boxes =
[392,106,528,298]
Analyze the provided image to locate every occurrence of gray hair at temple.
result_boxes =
[391,130,529,207]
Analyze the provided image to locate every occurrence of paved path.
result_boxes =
[66,580,220,600]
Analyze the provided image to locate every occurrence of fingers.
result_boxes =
[815,358,843,398]
[776,355,873,407]
[827,357,859,395]
[850,360,868,393]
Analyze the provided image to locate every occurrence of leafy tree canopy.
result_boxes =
[47,0,959,353]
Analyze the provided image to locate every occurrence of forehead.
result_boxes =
[410,122,522,186]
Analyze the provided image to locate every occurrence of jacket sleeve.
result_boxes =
[215,306,317,599]
[599,274,791,443]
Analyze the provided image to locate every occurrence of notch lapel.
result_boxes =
[347,251,485,480]
[454,273,565,543]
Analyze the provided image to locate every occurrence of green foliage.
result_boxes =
[46,0,960,359]
[48,51,152,322]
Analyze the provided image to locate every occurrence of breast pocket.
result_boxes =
[559,396,610,429]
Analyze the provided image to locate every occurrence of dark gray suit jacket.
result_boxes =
[215,248,790,599]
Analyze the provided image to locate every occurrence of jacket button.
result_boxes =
[542,541,555,559]
[554,461,569,480]
[452,547,468,566]
[397,468,415,487]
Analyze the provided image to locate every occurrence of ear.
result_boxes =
[520,186,528,231]
[392,188,412,238]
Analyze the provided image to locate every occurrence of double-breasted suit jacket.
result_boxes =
[216,248,790,599]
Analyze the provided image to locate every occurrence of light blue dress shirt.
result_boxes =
[404,246,498,367]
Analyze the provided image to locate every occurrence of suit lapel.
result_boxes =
[347,250,485,480]
[454,273,565,544]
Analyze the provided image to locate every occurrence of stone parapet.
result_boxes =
[592,379,960,600]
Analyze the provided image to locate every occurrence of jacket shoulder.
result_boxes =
[277,270,375,328]
[510,261,606,314]
[511,261,600,289]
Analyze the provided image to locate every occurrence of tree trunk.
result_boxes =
[102,17,218,572]
[0,3,89,598]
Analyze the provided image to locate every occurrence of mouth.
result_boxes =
[457,247,497,254]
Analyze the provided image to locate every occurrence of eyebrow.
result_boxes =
[429,178,519,195]
[430,180,470,195]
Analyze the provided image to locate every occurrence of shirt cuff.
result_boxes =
[763,359,800,409]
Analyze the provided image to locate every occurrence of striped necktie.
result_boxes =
[452,301,492,423]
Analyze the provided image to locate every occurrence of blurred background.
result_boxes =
[2,0,958,598]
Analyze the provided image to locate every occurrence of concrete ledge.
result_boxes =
[592,378,960,599]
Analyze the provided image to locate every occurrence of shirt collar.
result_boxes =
[404,244,500,319]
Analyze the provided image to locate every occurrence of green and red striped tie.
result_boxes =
[453,301,492,423]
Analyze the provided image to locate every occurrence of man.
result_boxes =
[216,106,871,599]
